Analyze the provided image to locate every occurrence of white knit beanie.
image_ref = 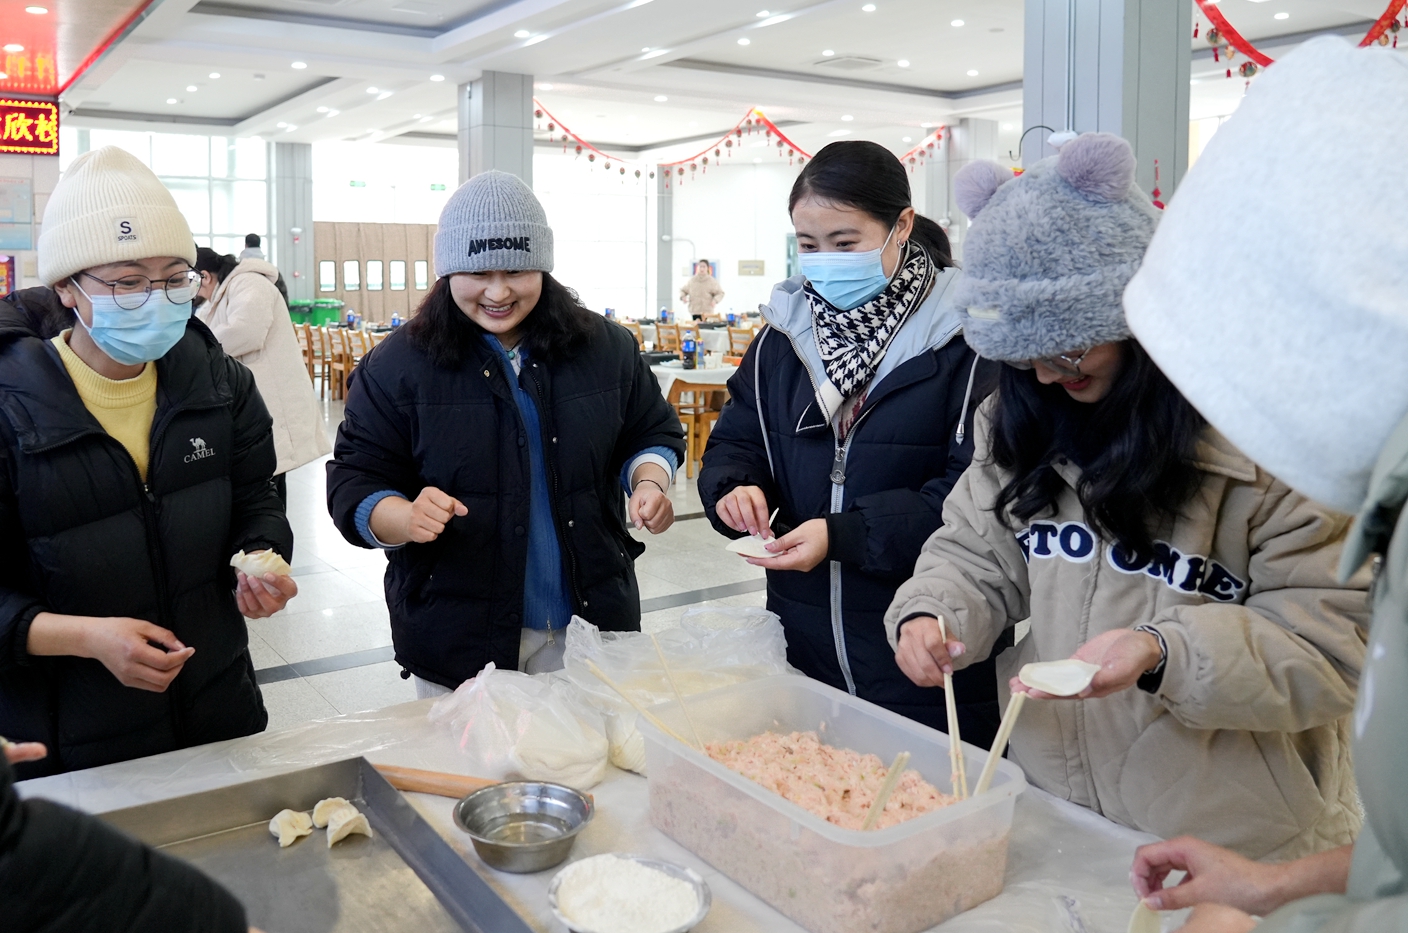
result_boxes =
[38,146,196,286]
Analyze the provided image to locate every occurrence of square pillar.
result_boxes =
[924,118,998,262]
[271,142,313,301]
[458,72,534,185]
[1024,0,1190,194]
[655,168,672,316]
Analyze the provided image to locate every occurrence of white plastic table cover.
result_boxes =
[651,363,737,400]
[18,699,1188,933]
[639,325,733,353]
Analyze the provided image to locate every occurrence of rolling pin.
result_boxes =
[374,764,496,798]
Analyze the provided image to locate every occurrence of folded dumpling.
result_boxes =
[268,809,313,847]
[312,796,351,828]
[231,549,292,578]
[326,804,372,847]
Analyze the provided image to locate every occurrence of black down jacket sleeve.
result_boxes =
[609,328,687,479]
[220,351,293,563]
[0,443,45,671]
[825,353,999,581]
[699,330,783,539]
[0,757,248,933]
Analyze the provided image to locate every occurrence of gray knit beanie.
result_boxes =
[950,133,1159,362]
[433,170,554,276]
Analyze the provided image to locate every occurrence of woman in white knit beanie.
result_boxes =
[0,146,296,777]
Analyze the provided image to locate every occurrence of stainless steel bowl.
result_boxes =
[452,781,593,873]
[547,854,711,933]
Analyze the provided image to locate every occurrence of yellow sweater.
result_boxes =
[52,331,158,481]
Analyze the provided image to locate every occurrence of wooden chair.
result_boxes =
[621,320,643,347]
[328,327,351,400]
[315,326,338,399]
[297,323,316,384]
[656,323,682,353]
[724,325,756,365]
[667,379,728,479]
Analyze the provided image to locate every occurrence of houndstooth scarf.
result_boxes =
[805,241,936,401]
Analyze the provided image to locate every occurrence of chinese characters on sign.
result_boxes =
[0,99,59,156]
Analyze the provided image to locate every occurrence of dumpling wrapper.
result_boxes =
[1018,659,1102,697]
[312,796,352,828]
[269,809,313,848]
[725,535,777,559]
[231,549,292,578]
[1128,902,1161,933]
[326,805,372,847]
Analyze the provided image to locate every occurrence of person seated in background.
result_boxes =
[0,146,295,778]
[886,133,1368,862]
[1120,38,1408,933]
[700,141,1003,746]
[194,246,329,507]
[1,740,258,933]
[327,171,684,694]
[680,259,723,320]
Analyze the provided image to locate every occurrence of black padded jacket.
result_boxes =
[0,289,291,778]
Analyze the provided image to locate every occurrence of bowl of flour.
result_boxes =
[548,853,710,933]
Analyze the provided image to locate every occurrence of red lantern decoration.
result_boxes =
[1239,61,1258,78]
[534,109,543,118]
[547,123,555,132]
[575,144,583,155]
[588,153,595,162]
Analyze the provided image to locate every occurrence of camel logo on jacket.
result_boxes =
[1017,521,1246,602]
[185,436,215,462]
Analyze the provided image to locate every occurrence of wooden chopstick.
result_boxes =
[650,634,704,749]
[972,692,1026,797]
[861,751,911,831]
[936,617,968,799]
[585,659,699,749]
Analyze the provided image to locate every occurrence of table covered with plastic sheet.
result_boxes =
[18,699,1187,933]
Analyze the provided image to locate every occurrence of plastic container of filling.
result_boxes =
[640,675,1026,933]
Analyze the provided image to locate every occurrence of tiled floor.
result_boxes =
[253,398,765,731]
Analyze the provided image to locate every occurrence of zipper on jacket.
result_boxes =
[524,363,587,614]
[825,412,876,698]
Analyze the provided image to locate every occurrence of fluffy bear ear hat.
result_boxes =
[950,132,1160,363]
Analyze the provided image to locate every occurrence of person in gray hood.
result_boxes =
[1124,36,1408,933]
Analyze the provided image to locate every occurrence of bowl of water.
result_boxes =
[452,781,594,873]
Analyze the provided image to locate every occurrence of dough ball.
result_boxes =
[268,809,313,848]
[326,805,373,847]
[231,549,292,578]
[312,796,351,828]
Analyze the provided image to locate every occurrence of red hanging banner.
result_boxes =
[0,99,59,156]
[1194,0,1406,68]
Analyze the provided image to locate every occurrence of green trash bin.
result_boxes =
[312,299,344,327]
[288,299,313,326]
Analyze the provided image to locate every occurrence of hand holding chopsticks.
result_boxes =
[935,617,968,799]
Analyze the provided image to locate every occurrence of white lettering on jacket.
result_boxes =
[1016,520,1246,603]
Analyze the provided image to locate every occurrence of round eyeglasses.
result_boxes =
[80,269,201,311]
[1009,347,1092,379]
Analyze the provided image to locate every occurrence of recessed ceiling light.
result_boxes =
[951,18,964,26]
[317,106,329,113]
[367,86,379,94]
[514,29,531,38]
[1273,11,1289,19]
[209,72,220,79]
[1002,123,1014,130]
[413,113,422,119]
[654,95,668,101]
[3,44,24,53]
[827,128,851,137]
[642,46,651,51]
[430,74,444,81]
[24,6,47,13]
[861,3,876,10]
[902,136,912,142]
[822,49,834,56]
[166,98,178,104]
[285,125,297,131]
[966,69,979,76]
[897,59,909,67]
[841,114,853,121]
[539,83,554,90]
[377,91,393,100]
[737,37,751,45]
[186,85,197,92]
[920,121,935,128]
[291,61,307,69]
[757,9,770,16]
[276,121,289,128]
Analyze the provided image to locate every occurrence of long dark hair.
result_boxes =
[788,140,953,269]
[405,272,597,369]
[989,340,1207,558]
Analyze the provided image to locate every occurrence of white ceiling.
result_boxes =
[58,0,1395,162]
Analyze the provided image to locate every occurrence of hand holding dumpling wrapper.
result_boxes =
[230,549,292,578]
[972,659,1103,797]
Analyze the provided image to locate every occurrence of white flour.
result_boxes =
[555,854,699,933]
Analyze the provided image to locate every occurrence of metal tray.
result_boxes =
[97,757,533,933]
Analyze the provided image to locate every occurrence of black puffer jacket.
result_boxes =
[0,291,290,778]
[700,273,1006,747]
[327,316,686,687]
[0,755,247,932]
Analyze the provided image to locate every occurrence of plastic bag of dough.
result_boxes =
[269,808,313,847]
[561,610,797,774]
[230,549,292,578]
[427,663,609,790]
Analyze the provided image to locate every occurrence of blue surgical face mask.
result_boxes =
[798,225,897,311]
[74,281,192,366]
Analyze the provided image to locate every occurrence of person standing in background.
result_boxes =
[194,246,330,506]
[680,259,724,320]
[238,233,264,261]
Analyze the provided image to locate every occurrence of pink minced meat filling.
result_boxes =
[705,731,956,830]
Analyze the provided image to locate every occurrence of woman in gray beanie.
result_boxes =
[327,171,685,692]
[884,133,1368,860]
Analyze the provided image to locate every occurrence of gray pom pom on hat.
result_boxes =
[433,170,554,277]
[950,132,1160,362]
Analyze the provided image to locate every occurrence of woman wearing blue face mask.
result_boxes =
[699,140,1004,746]
[0,147,295,777]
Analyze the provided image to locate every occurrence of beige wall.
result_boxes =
[313,221,436,323]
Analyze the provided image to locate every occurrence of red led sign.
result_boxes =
[0,99,59,156]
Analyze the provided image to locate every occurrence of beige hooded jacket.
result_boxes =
[679,272,723,318]
[198,259,330,475]
[885,405,1369,860]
